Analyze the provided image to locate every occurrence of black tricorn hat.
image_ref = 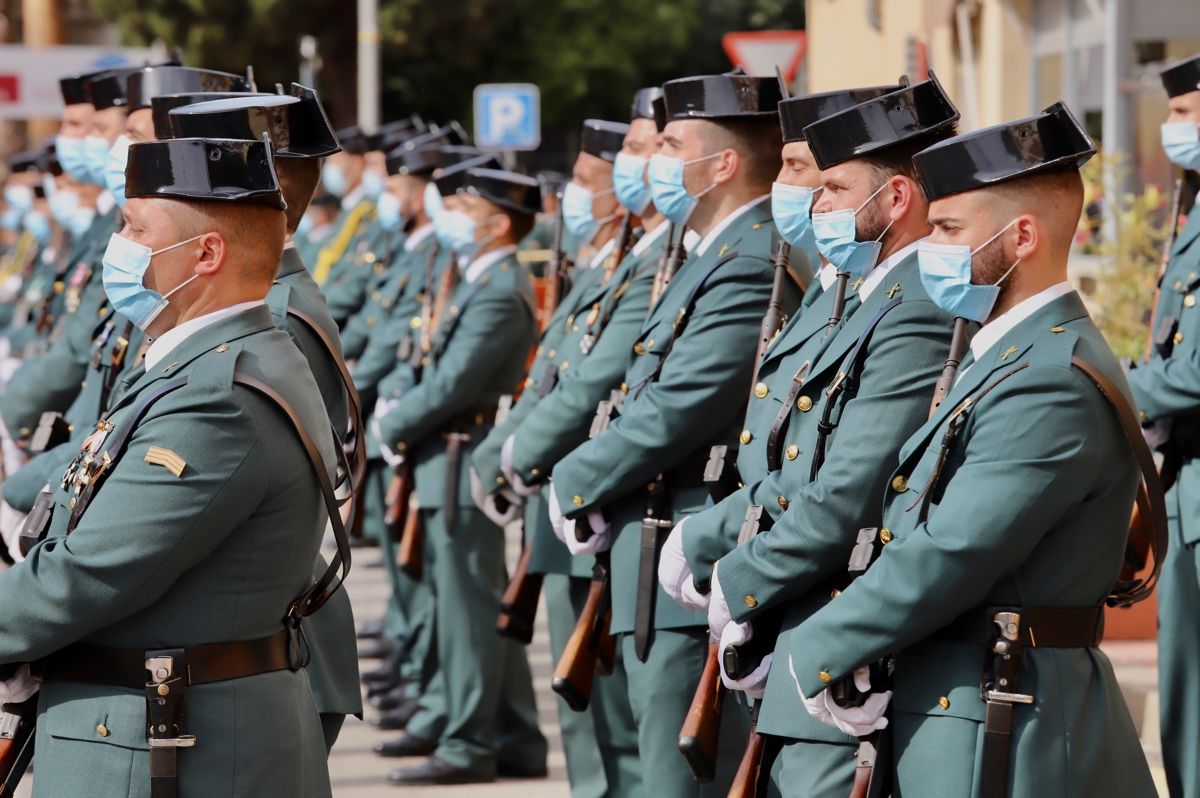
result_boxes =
[151,92,266,139]
[631,87,663,122]
[662,73,785,120]
[458,168,541,215]
[913,101,1095,202]
[431,153,502,198]
[580,119,629,164]
[337,126,370,155]
[779,83,903,143]
[366,116,428,152]
[59,68,112,106]
[168,92,340,158]
[387,145,481,178]
[126,66,249,112]
[85,68,141,110]
[1161,54,1200,99]
[651,95,667,132]
[805,72,960,170]
[125,137,285,209]
[393,122,470,155]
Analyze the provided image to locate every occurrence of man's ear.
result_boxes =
[711,148,740,186]
[193,231,226,276]
[886,175,915,223]
[1012,215,1039,261]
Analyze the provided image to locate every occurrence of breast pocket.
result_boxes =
[41,678,149,751]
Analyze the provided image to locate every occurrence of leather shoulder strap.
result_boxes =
[1070,356,1168,607]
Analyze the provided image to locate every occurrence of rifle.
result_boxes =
[678,640,724,782]
[551,552,616,712]
[540,195,569,332]
[928,317,969,417]
[824,271,851,337]
[728,702,770,798]
[0,696,36,796]
[497,534,542,645]
[384,459,412,543]
[650,224,687,306]
[396,492,422,579]
[1144,175,1188,363]
[689,239,795,786]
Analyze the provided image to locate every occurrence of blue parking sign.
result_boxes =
[473,83,541,151]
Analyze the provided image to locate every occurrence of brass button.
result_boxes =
[880,528,893,544]
[754,382,768,398]
[785,445,799,461]
[830,589,841,598]
[495,476,505,485]
[620,382,629,395]
[1187,295,1196,308]
[547,349,556,359]
[819,670,832,684]
[938,696,950,710]
[410,317,422,329]
[364,251,377,264]
[371,291,381,301]
[1139,410,1148,422]
[96,723,109,737]
[743,595,758,609]
[531,467,541,477]
[777,496,789,510]
[1175,332,1184,345]
[891,475,908,493]
[633,342,646,356]
[366,317,376,327]
[572,495,584,506]
[796,396,813,412]
[1050,326,1065,333]
[1176,280,1184,290]
[740,429,753,445]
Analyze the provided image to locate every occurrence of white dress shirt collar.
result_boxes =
[969,281,1075,362]
[858,239,920,301]
[464,244,517,284]
[340,184,366,211]
[403,223,435,252]
[694,195,770,257]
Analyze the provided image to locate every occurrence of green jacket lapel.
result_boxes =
[1172,204,1200,258]
[277,246,307,279]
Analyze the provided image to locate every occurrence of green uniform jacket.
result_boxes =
[552,199,799,634]
[717,252,957,741]
[317,201,377,290]
[5,306,336,797]
[510,227,665,577]
[681,272,861,587]
[1128,206,1200,543]
[340,227,428,361]
[789,291,1155,797]
[377,249,536,509]
[324,222,397,327]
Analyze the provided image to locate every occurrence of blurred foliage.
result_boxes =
[1081,153,1176,360]
[88,0,805,160]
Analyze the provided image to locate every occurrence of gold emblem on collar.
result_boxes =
[886,283,901,299]
[718,243,730,257]
[1000,345,1019,361]
[851,277,864,291]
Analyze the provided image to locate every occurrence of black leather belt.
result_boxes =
[447,406,499,432]
[38,628,295,689]
[933,605,1104,648]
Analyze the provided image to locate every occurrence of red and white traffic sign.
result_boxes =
[722,31,808,82]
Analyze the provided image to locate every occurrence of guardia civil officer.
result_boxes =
[547,72,797,793]
[789,103,1158,798]
[1126,52,1200,798]
[0,136,343,797]
[664,77,961,794]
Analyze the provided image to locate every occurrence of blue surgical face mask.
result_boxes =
[917,220,1020,323]
[322,162,350,197]
[49,188,80,227]
[362,169,386,201]
[1,208,21,231]
[104,135,131,208]
[613,152,652,215]
[811,182,893,277]
[1162,121,1200,171]
[376,190,405,232]
[296,213,315,238]
[68,207,96,239]
[4,185,33,213]
[101,232,206,330]
[55,135,91,183]
[83,135,113,185]
[771,182,821,266]
[648,152,720,225]
[423,182,443,222]
[438,209,478,253]
[24,210,51,244]
[562,180,616,243]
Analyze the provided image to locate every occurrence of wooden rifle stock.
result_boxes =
[727,722,768,798]
[396,494,423,579]
[497,542,543,644]
[551,563,615,712]
[383,463,412,542]
[0,696,36,796]
[929,318,969,417]
[679,641,724,782]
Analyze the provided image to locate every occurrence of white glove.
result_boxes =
[548,481,566,542]
[659,519,708,611]
[510,469,540,498]
[370,415,403,468]
[707,563,732,639]
[794,657,891,737]
[0,664,38,707]
[469,466,489,512]
[500,435,516,483]
[718,621,772,699]
[564,509,611,555]
[0,499,28,563]
[470,467,523,526]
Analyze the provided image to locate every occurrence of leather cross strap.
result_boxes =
[39,629,294,689]
[1069,356,1168,608]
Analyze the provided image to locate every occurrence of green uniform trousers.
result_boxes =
[620,629,746,796]
[545,573,642,797]
[423,506,547,775]
[1160,494,1199,798]
[773,737,857,797]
